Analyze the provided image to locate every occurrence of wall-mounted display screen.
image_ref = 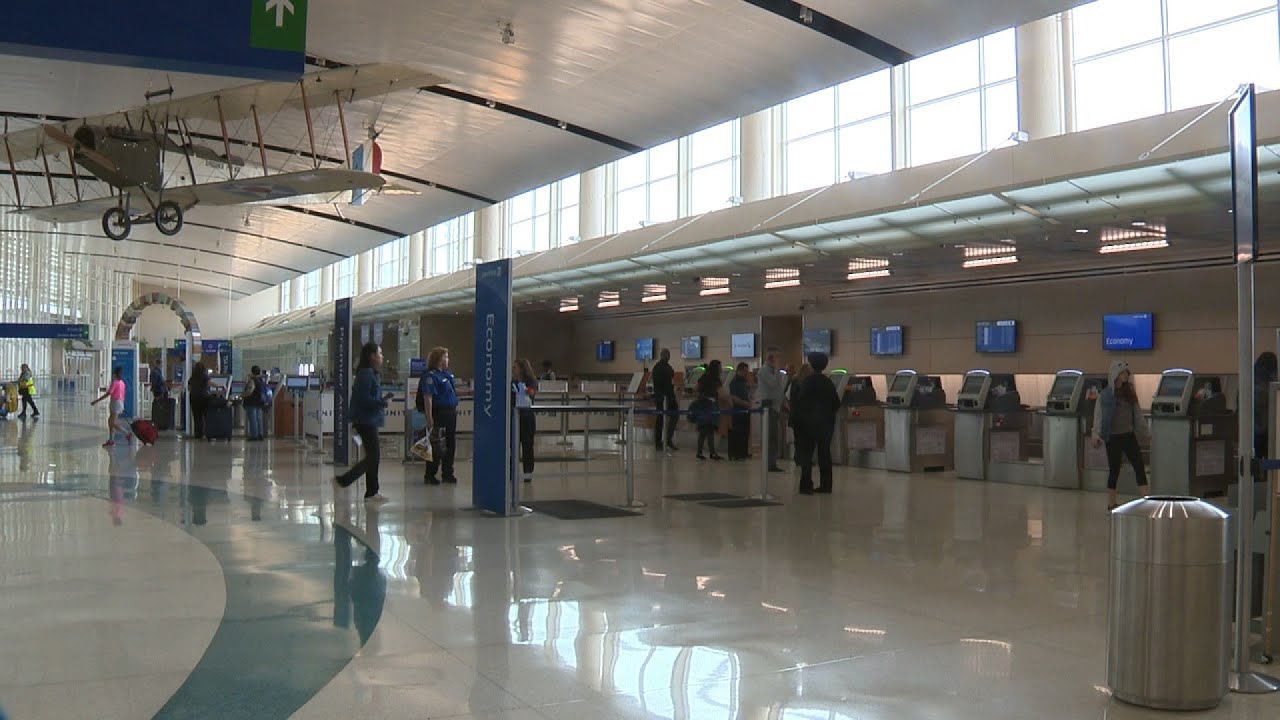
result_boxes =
[1157,374,1190,398]
[635,337,655,361]
[596,340,615,362]
[976,320,1017,353]
[1103,313,1154,351]
[285,377,307,390]
[681,336,703,359]
[730,333,756,358]
[889,373,913,393]
[803,328,832,356]
[308,377,322,389]
[870,326,904,356]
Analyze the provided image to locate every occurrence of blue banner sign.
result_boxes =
[409,358,427,377]
[333,298,352,466]
[0,323,88,339]
[473,259,513,515]
[110,341,138,419]
[0,0,306,80]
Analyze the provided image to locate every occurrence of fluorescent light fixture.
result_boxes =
[1074,228,1089,234]
[962,255,1018,269]
[641,283,667,303]
[597,290,620,309]
[847,269,891,280]
[1098,239,1169,254]
[764,268,800,289]
[699,277,730,296]
[641,294,668,303]
[764,279,801,289]
[699,287,731,296]
[597,300,620,308]
[558,301,579,313]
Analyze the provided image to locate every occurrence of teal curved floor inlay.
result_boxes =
[91,476,385,720]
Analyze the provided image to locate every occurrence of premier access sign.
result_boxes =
[0,0,307,80]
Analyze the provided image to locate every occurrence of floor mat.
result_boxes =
[699,498,784,509]
[664,492,743,502]
[523,499,642,519]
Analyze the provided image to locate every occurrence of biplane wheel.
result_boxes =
[155,201,184,236]
[102,207,131,241]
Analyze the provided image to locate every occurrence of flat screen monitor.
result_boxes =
[285,377,307,390]
[976,320,1017,353]
[870,326,904,356]
[803,328,832,356]
[1049,375,1079,397]
[1103,313,1154,351]
[889,373,913,394]
[208,376,229,390]
[635,337,655,361]
[730,333,756,358]
[308,377,322,389]
[1157,374,1190,398]
[596,340,614,363]
[960,375,987,395]
[229,381,246,395]
[681,335,703,359]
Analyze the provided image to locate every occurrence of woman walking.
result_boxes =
[91,366,133,447]
[1093,360,1150,511]
[513,358,539,483]
[17,363,38,419]
[695,360,724,460]
[335,343,392,505]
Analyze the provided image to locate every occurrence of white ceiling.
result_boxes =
[0,0,1086,296]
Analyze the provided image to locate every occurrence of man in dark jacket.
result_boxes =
[651,349,678,451]
[793,352,841,494]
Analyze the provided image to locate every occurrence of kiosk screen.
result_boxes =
[889,374,913,394]
[229,381,246,396]
[285,377,307,391]
[1049,376,1079,397]
[1156,374,1189,398]
[960,375,987,395]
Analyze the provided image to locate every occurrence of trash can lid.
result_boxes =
[1110,496,1231,565]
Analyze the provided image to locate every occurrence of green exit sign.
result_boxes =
[251,0,308,54]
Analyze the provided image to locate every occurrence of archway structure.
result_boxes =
[115,291,203,349]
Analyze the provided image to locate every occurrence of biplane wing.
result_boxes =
[0,63,445,166]
[13,168,385,224]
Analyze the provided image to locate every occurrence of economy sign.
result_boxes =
[0,0,306,80]
[473,259,513,515]
[333,297,352,466]
[0,323,88,339]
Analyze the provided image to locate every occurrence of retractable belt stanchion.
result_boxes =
[751,406,778,501]
[583,396,592,461]
[621,405,646,509]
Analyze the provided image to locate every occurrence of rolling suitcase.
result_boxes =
[152,397,176,431]
[204,405,233,441]
[131,419,159,445]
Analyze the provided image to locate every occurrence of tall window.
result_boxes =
[302,269,321,306]
[688,119,740,214]
[614,140,678,231]
[430,213,474,276]
[333,256,355,299]
[557,174,581,245]
[279,280,291,312]
[506,184,552,256]
[1073,0,1280,130]
[374,236,407,290]
[906,29,1018,167]
[783,70,892,193]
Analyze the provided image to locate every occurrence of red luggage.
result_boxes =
[131,419,159,445]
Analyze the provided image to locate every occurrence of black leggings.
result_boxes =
[1106,432,1147,490]
[518,410,535,475]
[697,425,716,456]
[19,390,36,415]
[339,423,380,497]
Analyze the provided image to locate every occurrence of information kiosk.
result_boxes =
[228,379,247,430]
[840,375,883,467]
[1149,369,1235,497]
[1041,371,1107,488]
[884,371,953,473]
[953,372,1027,481]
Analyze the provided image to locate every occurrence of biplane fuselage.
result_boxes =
[72,126,161,190]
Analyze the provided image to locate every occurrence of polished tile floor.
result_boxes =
[3,399,1280,719]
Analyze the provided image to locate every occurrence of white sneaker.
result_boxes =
[364,494,389,505]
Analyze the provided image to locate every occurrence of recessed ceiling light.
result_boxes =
[1075,228,1089,234]
[962,255,1018,269]
[1098,239,1169,254]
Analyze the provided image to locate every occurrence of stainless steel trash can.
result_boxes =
[1107,496,1232,710]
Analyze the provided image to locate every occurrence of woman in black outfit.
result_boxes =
[695,360,724,461]
[513,358,538,482]
[187,362,210,440]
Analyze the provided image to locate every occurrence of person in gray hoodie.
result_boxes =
[1092,360,1150,511]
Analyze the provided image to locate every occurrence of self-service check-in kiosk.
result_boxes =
[953,372,1026,480]
[684,366,706,395]
[229,380,247,430]
[1041,371,1108,488]
[275,376,308,436]
[1149,369,1235,497]
[884,371,953,473]
[840,374,884,466]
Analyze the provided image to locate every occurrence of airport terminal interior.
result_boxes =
[10,0,1280,717]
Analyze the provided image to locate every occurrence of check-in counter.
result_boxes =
[1041,371,1107,489]
[1149,369,1235,497]
[837,374,884,467]
[884,371,953,473]
[274,377,308,436]
[569,381,622,434]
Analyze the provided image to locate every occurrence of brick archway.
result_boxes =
[115,292,203,351]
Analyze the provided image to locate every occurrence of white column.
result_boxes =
[320,264,334,304]
[740,109,773,203]
[357,251,373,295]
[579,166,607,241]
[1016,14,1067,140]
[1060,11,1076,135]
[408,230,425,282]
[475,205,502,263]
[290,275,305,309]
[891,66,909,170]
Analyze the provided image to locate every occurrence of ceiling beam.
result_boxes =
[738,0,914,65]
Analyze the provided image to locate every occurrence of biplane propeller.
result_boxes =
[1,63,445,241]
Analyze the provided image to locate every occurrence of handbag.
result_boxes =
[410,433,434,462]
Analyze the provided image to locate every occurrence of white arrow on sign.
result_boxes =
[265,0,295,28]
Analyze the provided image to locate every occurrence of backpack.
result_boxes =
[257,379,274,407]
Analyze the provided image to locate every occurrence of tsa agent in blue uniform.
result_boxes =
[417,346,459,484]
[512,358,539,483]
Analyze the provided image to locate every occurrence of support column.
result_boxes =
[1016,14,1067,140]
[320,264,334,304]
[357,251,373,296]
[290,274,304,310]
[475,205,502,263]
[408,230,425,282]
[579,166,606,241]
[740,109,774,203]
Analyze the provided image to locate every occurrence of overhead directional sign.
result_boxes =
[0,323,89,340]
[0,0,307,80]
